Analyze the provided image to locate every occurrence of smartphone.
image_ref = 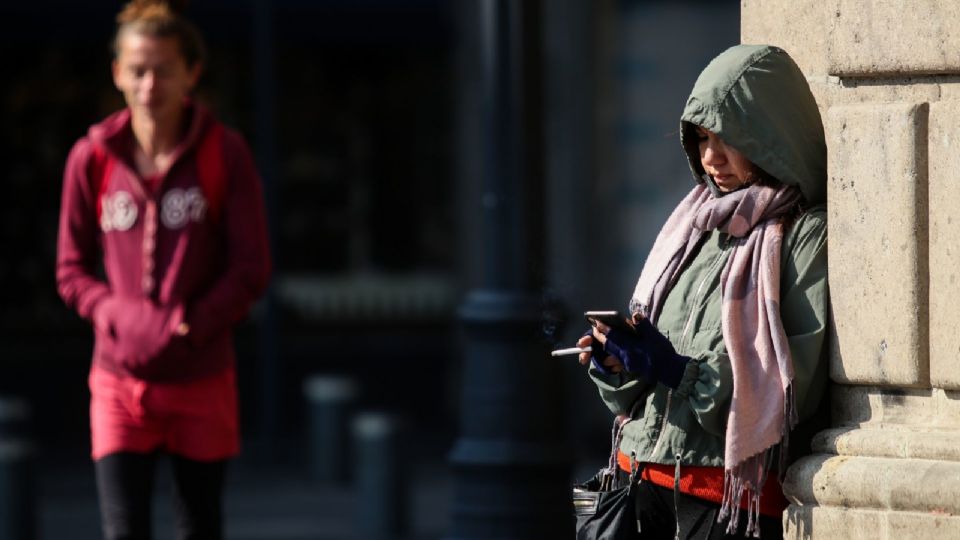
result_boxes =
[584,310,636,334]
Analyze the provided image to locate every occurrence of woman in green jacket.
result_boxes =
[577,44,829,538]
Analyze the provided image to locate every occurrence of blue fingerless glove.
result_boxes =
[582,329,616,375]
[602,318,690,389]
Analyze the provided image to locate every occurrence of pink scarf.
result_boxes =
[630,183,802,537]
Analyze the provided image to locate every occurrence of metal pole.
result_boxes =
[251,0,281,461]
[0,398,34,540]
[448,0,570,537]
[303,376,358,484]
[353,412,406,538]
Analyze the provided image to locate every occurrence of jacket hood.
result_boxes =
[680,44,827,205]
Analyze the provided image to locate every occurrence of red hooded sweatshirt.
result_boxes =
[56,103,270,382]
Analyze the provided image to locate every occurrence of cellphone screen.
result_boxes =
[584,310,635,333]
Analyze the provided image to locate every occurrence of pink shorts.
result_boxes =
[89,364,240,462]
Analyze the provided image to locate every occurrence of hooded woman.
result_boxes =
[577,44,829,538]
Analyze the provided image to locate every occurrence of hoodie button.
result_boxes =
[142,200,157,294]
[144,202,157,231]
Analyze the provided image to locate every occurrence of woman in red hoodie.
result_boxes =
[56,1,270,538]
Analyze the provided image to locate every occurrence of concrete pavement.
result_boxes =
[36,449,451,540]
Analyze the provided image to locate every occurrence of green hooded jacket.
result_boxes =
[589,44,830,469]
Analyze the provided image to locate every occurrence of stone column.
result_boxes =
[743,1,960,537]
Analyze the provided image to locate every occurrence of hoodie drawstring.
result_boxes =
[628,452,641,533]
[673,453,682,540]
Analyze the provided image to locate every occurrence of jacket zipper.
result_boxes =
[647,233,731,462]
[679,234,730,351]
[647,391,673,460]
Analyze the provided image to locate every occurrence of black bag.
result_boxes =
[573,416,640,539]
[573,468,639,539]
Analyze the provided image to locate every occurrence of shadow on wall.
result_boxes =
[783,505,814,540]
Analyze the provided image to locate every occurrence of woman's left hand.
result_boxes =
[592,318,691,389]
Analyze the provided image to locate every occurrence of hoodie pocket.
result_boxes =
[108,298,180,371]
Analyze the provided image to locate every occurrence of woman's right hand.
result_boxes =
[577,330,625,374]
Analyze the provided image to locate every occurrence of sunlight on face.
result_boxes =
[695,126,755,192]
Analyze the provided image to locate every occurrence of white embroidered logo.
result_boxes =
[100,190,138,232]
[161,187,207,229]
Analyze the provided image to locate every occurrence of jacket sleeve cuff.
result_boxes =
[588,364,648,416]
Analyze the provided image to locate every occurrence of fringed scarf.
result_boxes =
[629,182,802,537]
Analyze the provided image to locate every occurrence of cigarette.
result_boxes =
[551,346,592,357]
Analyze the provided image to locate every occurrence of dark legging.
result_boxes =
[94,452,227,540]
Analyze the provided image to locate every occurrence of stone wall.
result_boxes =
[742,1,960,538]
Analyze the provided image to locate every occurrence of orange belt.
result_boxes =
[617,450,788,517]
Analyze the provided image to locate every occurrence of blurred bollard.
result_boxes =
[353,412,406,538]
[0,397,35,540]
[303,376,358,483]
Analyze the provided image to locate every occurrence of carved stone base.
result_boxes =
[783,387,960,538]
